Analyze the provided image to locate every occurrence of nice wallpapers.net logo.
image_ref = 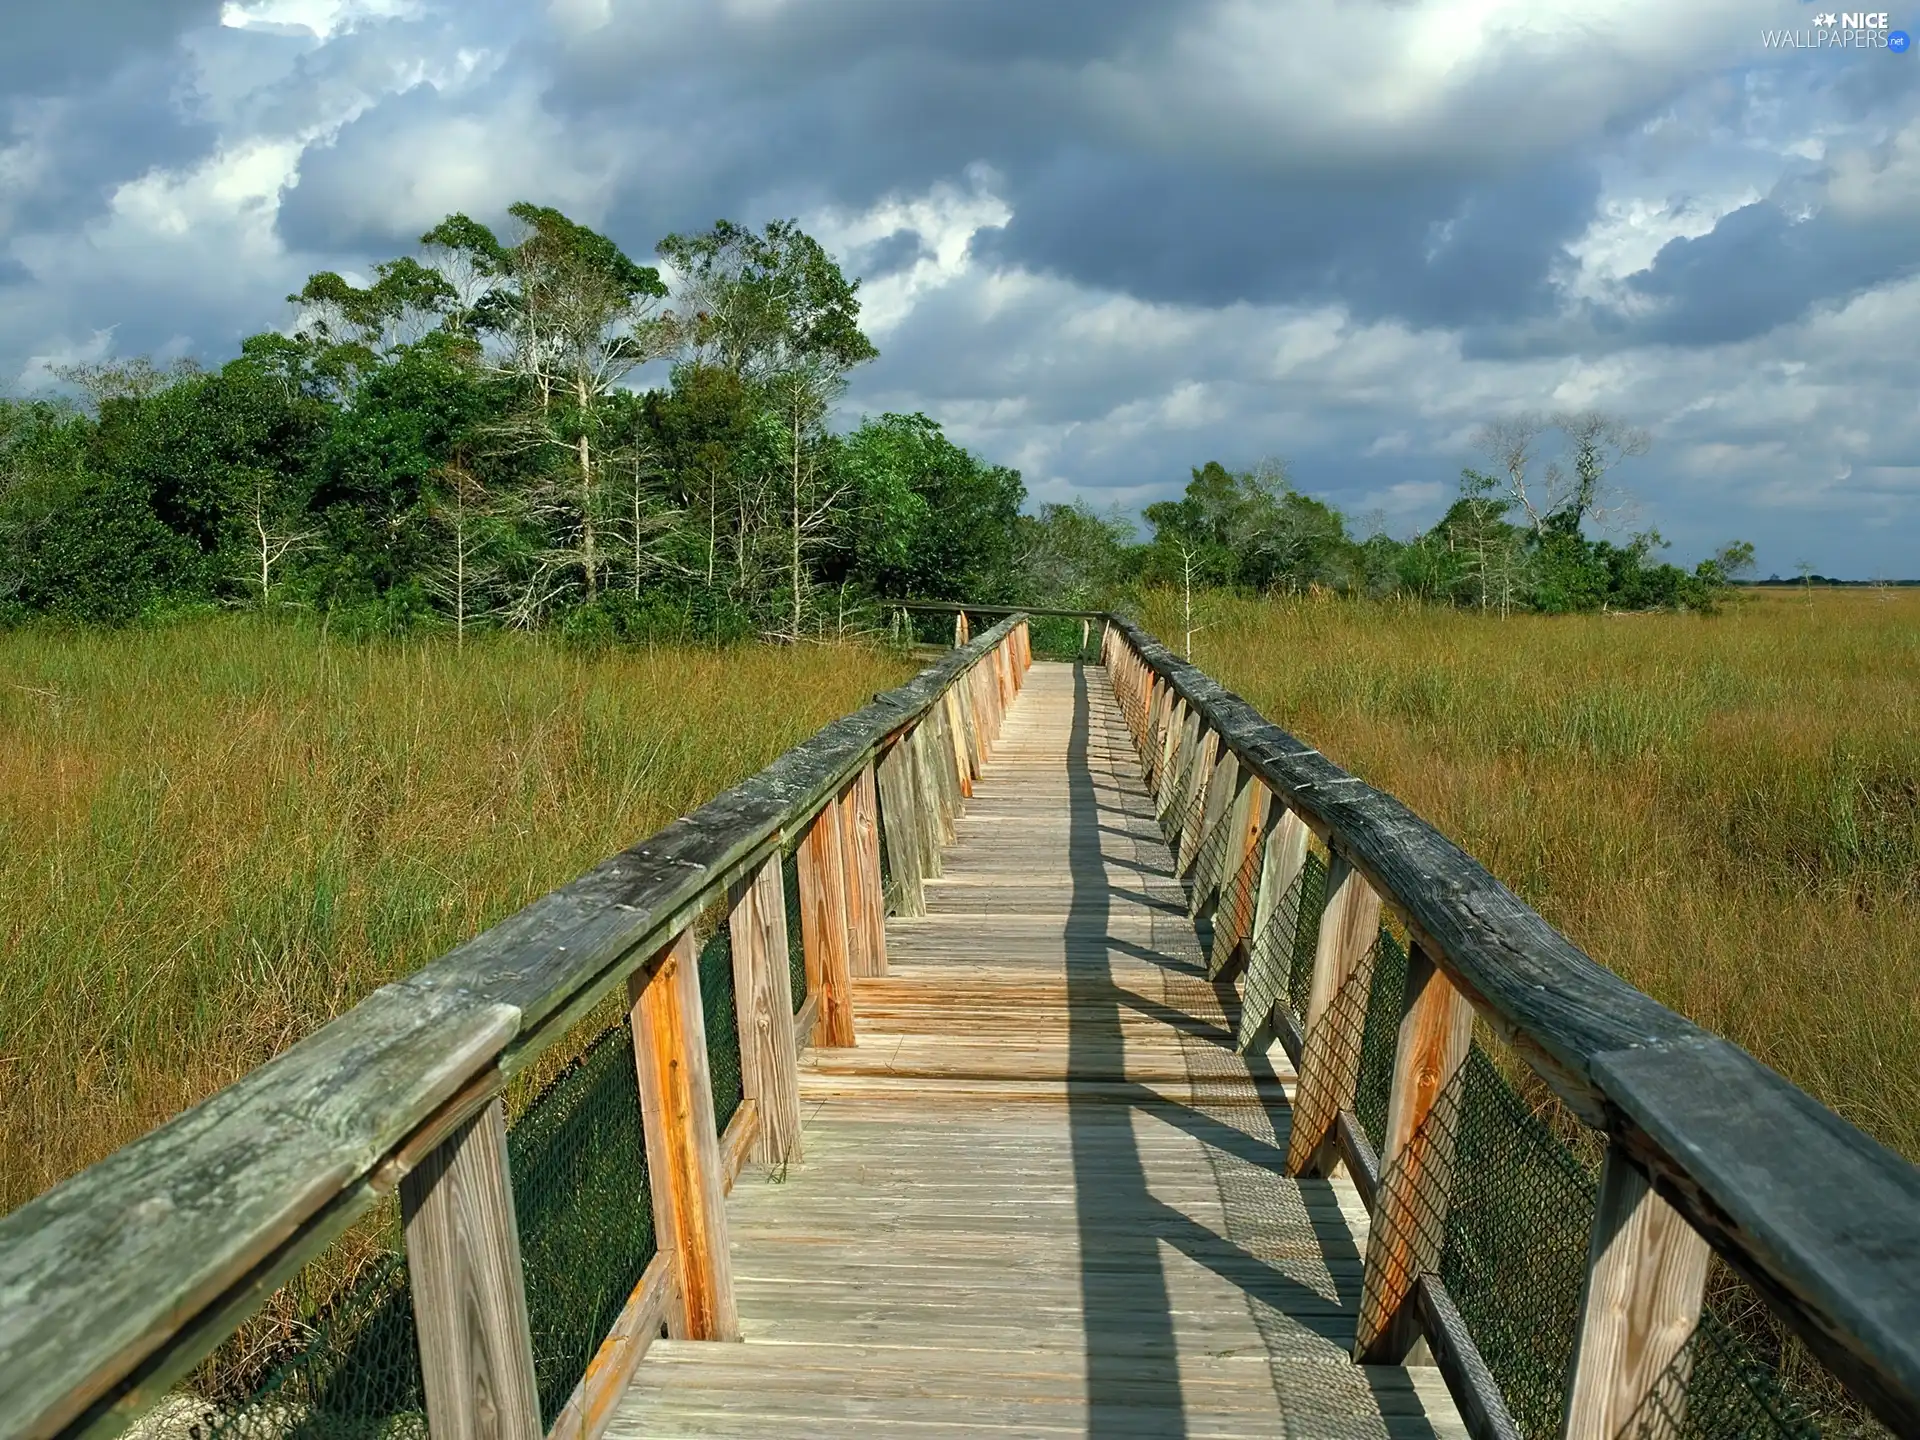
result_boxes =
[1764,5,1913,48]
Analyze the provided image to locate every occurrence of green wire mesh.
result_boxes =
[1234,856,1316,1052]
[782,848,808,1016]
[1206,830,1262,978]
[1162,760,1213,865]
[874,778,894,910]
[186,1021,658,1440]
[1185,794,1239,908]
[192,1228,426,1440]
[1025,614,1100,662]
[1432,1044,1599,1438]
[698,926,744,1136]
[1285,849,1329,1024]
[1629,1309,1823,1439]
[508,1019,657,1428]
[1353,926,1411,1154]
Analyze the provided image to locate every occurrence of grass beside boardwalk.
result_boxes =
[0,620,912,1216]
[1145,587,1920,1164]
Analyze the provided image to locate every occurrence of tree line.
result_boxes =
[0,203,1750,637]
[1024,414,1754,616]
[0,207,1024,641]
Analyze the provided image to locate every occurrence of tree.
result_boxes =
[422,457,508,646]
[839,413,1026,605]
[658,219,877,636]
[455,204,677,614]
[1015,501,1135,609]
[237,468,314,609]
[1477,410,1650,540]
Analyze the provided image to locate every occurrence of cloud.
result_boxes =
[1,0,1917,576]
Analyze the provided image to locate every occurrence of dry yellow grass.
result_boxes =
[0,620,911,1216]
[1143,586,1920,1163]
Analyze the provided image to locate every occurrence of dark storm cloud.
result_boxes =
[1630,199,1920,345]
[275,82,457,253]
[971,148,1601,326]
[2,51,216,234]
[850,229,935,280]
[0,0,218,96]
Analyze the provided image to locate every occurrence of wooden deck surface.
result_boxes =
[611,662,1467,1438]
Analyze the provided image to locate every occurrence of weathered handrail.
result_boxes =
[1100,614,1920,1436]
[0,616,1034,1440]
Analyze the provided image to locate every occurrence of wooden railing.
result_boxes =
[1097,616,1920,1439]
[0,617,1035,1440]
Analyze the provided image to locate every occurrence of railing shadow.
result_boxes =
[1066,663,1454,1440]
[1067,663,1190,1435]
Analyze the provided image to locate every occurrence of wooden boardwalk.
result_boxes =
[611,662,1467,1438]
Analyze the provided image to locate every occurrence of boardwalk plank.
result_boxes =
[615,662,1466,1439]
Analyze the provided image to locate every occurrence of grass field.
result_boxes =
[0,620,912,1216]
[1143,586,1920,1165]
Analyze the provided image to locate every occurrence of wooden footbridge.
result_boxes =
[2,615,1917,1440]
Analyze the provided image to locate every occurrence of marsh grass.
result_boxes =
[0,619,911,1216]
[1148,587,1916,1430]
[1149,586,1920,1163]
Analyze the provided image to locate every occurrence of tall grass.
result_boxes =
[0,620,911,1215]
[1145,587,1920,1164]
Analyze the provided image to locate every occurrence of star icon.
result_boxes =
[1814,11,1836,23]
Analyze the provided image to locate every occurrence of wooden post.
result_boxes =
[1207,781,1272,978]
[1231,807,1310,1043]
[727,855,804,1169]
[1144,680,1168,782]
[1561,1151,1713,1440]
[837,780,873,979]
[796,802,856,1047]
[845,765,888,976]
[1160,706,1199,822]
[400,1100,542,1440]
[943,690,973,798]
[876,738,926,918]
[1355,942,1476,1362]
[628,931,740,1341]
[1155,698,1187,808]
[1285,854,1384,1176]
[1184,751,1241,893]
[1253,809,1310,954]
[1177,730,1221,866]
[910,722,951,864]
[1081,617,1090,655]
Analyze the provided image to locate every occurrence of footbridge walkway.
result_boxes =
[2,615,1916,1440]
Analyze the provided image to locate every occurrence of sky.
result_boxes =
[2,0,1916,577]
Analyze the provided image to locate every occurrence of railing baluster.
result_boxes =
[1176,730,1220,865]
[1561,1151,1712,1439]
[727,855,803,1169]
[876,738,926,917]
[1207,780,1272,979]
[796,801,857,1047]
[943,689,973,799]
[1285,854,1385,1176]
[1355,940,1476,1362]
[628,930,740,1342]
[911,721,952,864]
[1160,707,1197,825]
[1235,806,1310,1050]
[1184,751,1242,896]
[843,765,889,977]
[401,1098,542,1440]
[1155,698,1188,810]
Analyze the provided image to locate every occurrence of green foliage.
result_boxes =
[1016,501,1136,609]
[10,211,1752,633]
[836,412,1025,601]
